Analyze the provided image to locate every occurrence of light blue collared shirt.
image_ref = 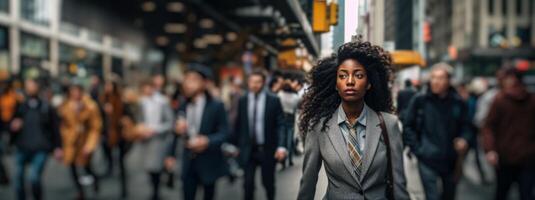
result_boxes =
[337,104,367,152]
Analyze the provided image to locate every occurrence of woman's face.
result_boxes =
[336,59,369,103]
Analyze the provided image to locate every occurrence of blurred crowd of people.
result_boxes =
[0,65,306,200]
[0,59,533,200]
[398,63,535,200]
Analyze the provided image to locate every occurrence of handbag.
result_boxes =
[376,111,395,200]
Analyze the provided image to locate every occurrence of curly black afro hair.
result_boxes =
[299,38,394,135]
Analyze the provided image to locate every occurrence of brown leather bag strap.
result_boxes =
[376,111,395,200]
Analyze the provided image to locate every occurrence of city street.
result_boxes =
[0,142,519,200]
[0,143,329,200]
[0,0,533,199]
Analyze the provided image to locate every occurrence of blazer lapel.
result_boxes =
[199,100,210,135]
[325,109,362,186]
[360,106,381,180]
[263,94,270,137]
[242,97,249,137]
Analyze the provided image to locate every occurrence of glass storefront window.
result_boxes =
[20,32,49,80]
[0,26,8,74]
[88,30,103,44]
[21,0,50,26]
[112,38,123,50]
[59,43,103,83]
[60,22,81,37]
[20,32,49,59]
[516,27,531,47]
[112,57,123,77]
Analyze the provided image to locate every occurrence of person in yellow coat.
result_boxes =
[58,84,102,200]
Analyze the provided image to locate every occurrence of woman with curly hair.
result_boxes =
[297,39,409,200]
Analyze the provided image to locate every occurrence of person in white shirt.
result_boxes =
[137,80,173,200]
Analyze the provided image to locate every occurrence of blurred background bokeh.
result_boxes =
[0,0,533,200]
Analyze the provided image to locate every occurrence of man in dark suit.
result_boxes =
[234,70,287,200]
[166,64,229,200]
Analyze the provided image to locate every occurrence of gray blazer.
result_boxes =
[298,105,409,200]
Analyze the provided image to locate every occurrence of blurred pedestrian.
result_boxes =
[152,74,166,94]
[99,81,124,178]
[481,68,535,200]
[166,64,229,200]
[463,78,491,184]
[396,79,416,121]
[222,76,243,129]
[234,69,287,200]
[89,75,102,102]
[473,68,507,129]
[10,79,61,200]
[277,70,303,168]
[298,40,409,200]
[137,80,173,200]
[221,76,244,182]
[114,87,143,199]
[403,63,472,200]
[170,81,184,111]
[58,84,102,200]
[0,79,21,185]
[268,70,284,94]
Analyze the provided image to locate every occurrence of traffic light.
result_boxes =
[313,0,329,33]
[329,2,338,26]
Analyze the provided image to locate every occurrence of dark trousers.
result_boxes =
[149,172,161,200]
[418,162,456,200]
[102,139,130,198]
[495,164,535,200]
[183,163,215,200]
[15,151,47,200]
[118,141,131,198]
[283,114,295,166]
[101,138,113,176]
[244,147,276,200]
[70,162,99,198]
[0,123,11,184]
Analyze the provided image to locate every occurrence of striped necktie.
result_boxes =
[345,120,363,178]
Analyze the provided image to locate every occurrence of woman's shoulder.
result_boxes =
[378,111,400,123]
[377,111,402,133]
[306,117,334,137]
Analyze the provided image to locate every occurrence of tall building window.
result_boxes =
[516,27,531,47]
[112,57,123,77]
[516,0,522,16]
[87,30,103,44]
[20,32,50,79]
[488,0,494,15]
[21,0,50,26]
[60,22,81,37]
[112,38,123,50]
[0,26,9,73]
[530,0,534,16]
[20,32,49,59]
[502,0,507,15]
[0,0,8,14]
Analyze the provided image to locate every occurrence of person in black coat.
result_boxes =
[166,64,229,200]
[11,79,61,200]
[403,63,472,200]
[234,70,287,200]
